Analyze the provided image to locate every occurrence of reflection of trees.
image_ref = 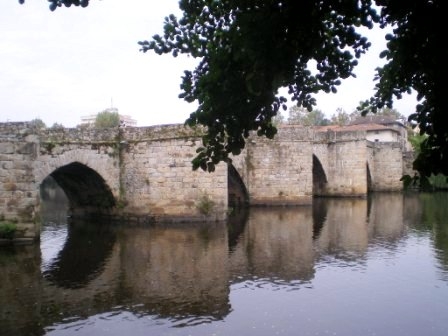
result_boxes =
[435,226,448,280]
[419,193,448,278]
[403,192,424,230]
[402,192,448,281]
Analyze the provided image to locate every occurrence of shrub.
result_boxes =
[0,221,17,239]
[196,193,215,215]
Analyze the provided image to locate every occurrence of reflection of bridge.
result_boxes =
[0,194,411,335]
[0,122,404,241]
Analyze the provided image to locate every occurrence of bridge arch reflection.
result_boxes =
[42,220,117,289]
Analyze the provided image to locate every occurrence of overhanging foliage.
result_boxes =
[20,0,448,179]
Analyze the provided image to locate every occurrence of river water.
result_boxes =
[1,192,448,336]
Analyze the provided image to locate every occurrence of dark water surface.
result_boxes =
[1,192,448,336]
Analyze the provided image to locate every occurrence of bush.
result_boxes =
[0,221,17,239]
[196,193,215,215]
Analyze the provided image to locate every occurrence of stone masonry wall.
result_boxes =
[37,124,227,221]
[367,142,403,191]
[0,122,40,240]
[314,130,368,196]
[122,136,228,221]
[36,126,123,193]
[232,126,314,205]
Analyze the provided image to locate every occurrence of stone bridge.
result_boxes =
[0,122,404,241]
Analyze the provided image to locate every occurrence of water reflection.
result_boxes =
[43,221,117,289]
[417,192,448,281]
[40,176,69,274]
[1,192,448,336]
[315,198,369,260]
[119,222,230,324]
[229,207,315,285]
[0,244,41,336]
[368,192,406,241]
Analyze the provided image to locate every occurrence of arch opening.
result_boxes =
[228,164,249,208]
[47,162,116,215]
[312,154,328,196]
[40,175,69,222]
[39,167,117,289]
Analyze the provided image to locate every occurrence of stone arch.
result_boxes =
[34,148,120,200]
[228,163,249,208]
[312,154,328,196]
[46,162,116,214]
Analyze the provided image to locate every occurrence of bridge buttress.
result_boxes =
[232,126,314,206]
[367,141,403,191]
[313,130,368,197]
[0,123,40,242]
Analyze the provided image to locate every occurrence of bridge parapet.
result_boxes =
[313,128,367,143]
[38,127,119,143]
[36,124,201,144]
[274,124,314,140]
[120,124,202,142]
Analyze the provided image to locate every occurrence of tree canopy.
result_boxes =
[287,107,329,126]
[94,108,120,129]
[21,0,448,180]
[29,118,46,129]
[330,106,406,126]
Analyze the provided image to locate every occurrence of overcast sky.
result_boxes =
[1,1,416,127]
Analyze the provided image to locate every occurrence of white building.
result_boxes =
[349,115,411,150]
[314,121,411,150]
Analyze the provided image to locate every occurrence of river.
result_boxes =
[1,192,448,336]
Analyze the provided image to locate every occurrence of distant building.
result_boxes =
[80,114,98,126]
[80,109,137,128]
[349,115,410,150]
[349,115,407,139]
[314,115,412,151]
[118,115,137,127]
